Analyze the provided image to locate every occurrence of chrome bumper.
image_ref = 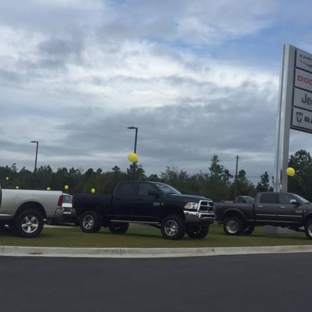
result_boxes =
[184,199,215,224]
[62,207,76,217]
[184,211,215,224]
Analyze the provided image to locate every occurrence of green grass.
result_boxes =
[0,223,311,248]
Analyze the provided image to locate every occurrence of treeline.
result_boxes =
[1,150,312,201]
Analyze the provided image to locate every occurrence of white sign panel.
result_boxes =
[293,88,312,112]
[291,107,312,132]
[294,69,312,93]
[296,49,312,72]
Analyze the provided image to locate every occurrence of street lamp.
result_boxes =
[127,127,138,153]
[30,141,39,173]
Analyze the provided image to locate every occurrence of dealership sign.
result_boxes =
[292,50,312,132]
[296,51,312,71]
[293,88,312,110]
[275,45,312,192]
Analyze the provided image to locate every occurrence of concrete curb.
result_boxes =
[1,245,312,258]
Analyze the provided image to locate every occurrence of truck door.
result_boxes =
[112,182,164,222]
[254,193,280,224]
[277,193,304,224]
[135,182,165,222]
[112,182,140,221]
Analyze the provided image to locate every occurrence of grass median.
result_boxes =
[0,223,312,248]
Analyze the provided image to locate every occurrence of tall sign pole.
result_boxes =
[274,45,295,192]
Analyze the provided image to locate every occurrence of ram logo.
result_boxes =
[153,202,164,206]
[296,111,303,123]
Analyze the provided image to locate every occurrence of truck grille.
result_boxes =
[198,200,214,212]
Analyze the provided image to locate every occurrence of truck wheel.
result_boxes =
[108,222,129,234]
[80,211,102,233]
[223,217,243,236]
[161,215,185,240]
[14,209,44,238]
[186,225,209,239]
[243,226,255,235]
[304,219,312,239]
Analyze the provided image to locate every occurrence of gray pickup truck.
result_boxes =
[215,192,312,239]
[0,188,71,238]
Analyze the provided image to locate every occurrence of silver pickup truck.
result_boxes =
[0,188,71,238]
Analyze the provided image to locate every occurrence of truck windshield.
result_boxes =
[155,183,181,195]
[293,193,310,204]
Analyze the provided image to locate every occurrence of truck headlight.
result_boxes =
[184,202,199,210]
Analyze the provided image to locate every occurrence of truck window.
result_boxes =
[115,183,138,196]
[155,183,181,195]
[139,183,157,195]
[235,196,254,203]
[259,194,279,204]
[279,193,297,204]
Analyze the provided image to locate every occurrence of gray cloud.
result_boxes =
[0,0,311,187]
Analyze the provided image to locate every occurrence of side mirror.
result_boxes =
[290,199,300,206]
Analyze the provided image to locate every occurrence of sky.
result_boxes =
[1,0,312,185]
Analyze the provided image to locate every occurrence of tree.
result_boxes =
[11,163,17,173]
[209,155,233,183]
[112,166,121,174]
[160,166,189,193]
[256,172,271,192]
[207,155,232,201]
[126,163,146,181]
[231,169,255,198]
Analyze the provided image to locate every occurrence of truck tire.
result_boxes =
[14,209,44,238]
[80,211,102,233]
[223,217,243,236]
[186,225,209,239]
[161,215,185,240]
[108,222,129,234]
[304,219,312,239]
[243,226,255,235]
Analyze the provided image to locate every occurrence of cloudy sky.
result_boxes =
[1,0,312,185]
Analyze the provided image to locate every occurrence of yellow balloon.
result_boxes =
[286,167,295,177]
[127,152,139,163]
[91,188,96,194]
[64,185,69,190]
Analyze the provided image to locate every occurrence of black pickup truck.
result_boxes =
[73,181,215,240]
[215,192,312,239]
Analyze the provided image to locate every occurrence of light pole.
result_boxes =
[30,141,39,173]
[127,127,138,153]
[234,155,239,200]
